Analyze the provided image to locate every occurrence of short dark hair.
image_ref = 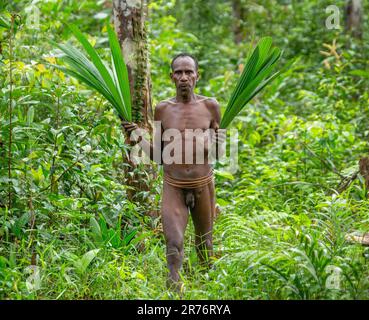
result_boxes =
[171,53,199,71]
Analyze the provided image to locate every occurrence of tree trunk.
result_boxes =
[112,0,153,129]
[359,157,369,197]
[112,0,157,215]
[232,0,246,44]
[345,0,362,39]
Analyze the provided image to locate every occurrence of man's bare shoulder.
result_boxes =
[156,100,169,108]
[154,101,169,121]
[155,100,172,113]
[204,97,220,107]
[200,96,221,123]
[202,96,220,113]
[194,94,218,106]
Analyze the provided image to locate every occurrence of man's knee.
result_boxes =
[166,240,183,260]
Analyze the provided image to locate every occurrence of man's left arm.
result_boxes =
[208,99,225,161]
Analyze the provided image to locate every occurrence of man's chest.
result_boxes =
[161,103,213,131]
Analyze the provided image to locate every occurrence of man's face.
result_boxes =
[170,57,199,94]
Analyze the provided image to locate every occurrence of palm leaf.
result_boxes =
[107,23,132,121]
[49,41,125,116]
[255,37,273,71]
[66,24,125,110]
[220,37,283,129]
[48,23,132,122]
[51,41,112,96]
[227,47,260,111]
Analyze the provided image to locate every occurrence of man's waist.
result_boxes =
[163,168,214,189]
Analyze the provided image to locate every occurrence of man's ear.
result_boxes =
[196,72,200,82]
[170,72,174,82]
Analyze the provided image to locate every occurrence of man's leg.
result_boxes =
[190,181,215,266]
[161,181,189,287]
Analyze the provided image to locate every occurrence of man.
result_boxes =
[122,53,224,290]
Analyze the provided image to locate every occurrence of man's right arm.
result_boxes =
[121,101,166,164]
[141,101,165,163]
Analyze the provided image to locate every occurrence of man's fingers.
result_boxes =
[121,121,138,132]
[121,120,136,126]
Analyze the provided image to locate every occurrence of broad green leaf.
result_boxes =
[73,249,100,274]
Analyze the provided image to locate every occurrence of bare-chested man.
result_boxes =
[122,53,224,290]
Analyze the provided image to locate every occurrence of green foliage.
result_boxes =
[89,215,137,251]
[0,14,10,29]
[1,0,369,300]
[68,249,100,275]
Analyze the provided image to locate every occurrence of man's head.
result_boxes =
[170,53,199,94]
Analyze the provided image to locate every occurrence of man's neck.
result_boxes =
[175,91,196,103]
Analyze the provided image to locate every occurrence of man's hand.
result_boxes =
[215,128,226,160]
[121,120,145,146]
[215,128,226,146]
[121,120,138,134]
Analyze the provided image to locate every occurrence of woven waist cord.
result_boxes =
[164,170,214,189]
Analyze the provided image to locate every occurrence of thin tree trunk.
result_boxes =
[359,157,369,197]
[112,0,153,129]
[112,1,157,214]
[345,0,362,39]
[232,0,246,44]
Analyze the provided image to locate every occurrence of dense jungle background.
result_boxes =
[1,0,369,299]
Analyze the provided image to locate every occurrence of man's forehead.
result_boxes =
[172,57,197,71]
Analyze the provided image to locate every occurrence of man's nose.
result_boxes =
[179,73,188,81]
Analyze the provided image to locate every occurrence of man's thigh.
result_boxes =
[161,182,189,242]
[190,181,215,235]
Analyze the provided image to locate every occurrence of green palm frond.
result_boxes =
[220,37,282,129]
[48,23,132,122]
